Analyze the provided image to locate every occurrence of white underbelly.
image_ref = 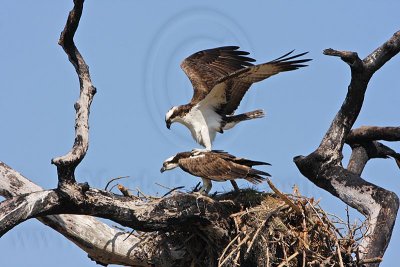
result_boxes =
[180,107,221,148]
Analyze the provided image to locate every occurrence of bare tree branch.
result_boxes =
[0,174,229,241]
[0,190,61,235]
[317,30,400,160]
[347,141,400,175]
[347,126,400,143]
[346,126,400,174]
[294,30,400,265]
[0,162,188,266]
[51,0,96,185]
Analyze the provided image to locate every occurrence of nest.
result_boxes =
[216,189,367,267]
[114,182,372,267]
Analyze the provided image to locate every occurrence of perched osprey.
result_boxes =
[165,46,311,150]
[160,150,271,194]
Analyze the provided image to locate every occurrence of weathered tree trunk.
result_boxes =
[294,34,400,266]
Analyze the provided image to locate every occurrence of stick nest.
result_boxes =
[216,189,366,267]
[115,184,369,267]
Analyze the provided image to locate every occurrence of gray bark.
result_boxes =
[294,32,400,266]
[0,162,182,266]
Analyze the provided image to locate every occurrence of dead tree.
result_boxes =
[294,39,400,265]
[0,0,399,266]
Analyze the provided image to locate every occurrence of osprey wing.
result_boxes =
[199,51,311,115]
[210,150,270,167]
[178,152,257,181]
[180,46,255,105]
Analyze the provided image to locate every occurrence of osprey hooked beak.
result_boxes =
[160,156,179,173]
[166,119,171,130]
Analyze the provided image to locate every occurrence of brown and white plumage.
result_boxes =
[165,46,311,149]
[160,150,271,193]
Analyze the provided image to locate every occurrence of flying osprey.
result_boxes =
[165,46,311,150]
[160,150,271,194]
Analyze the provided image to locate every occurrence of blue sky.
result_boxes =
[0,1,399,266]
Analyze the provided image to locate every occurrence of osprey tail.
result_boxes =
[223,109,265,130]
[245,168,271,184]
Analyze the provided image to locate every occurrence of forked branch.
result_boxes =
[0,162,194,266]
[295,30,400,265]
[347,141,400,175]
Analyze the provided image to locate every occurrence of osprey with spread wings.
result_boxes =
[165,46,311,150]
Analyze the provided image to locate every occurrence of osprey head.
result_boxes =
[160,155,179,173]
[165,106,179,129]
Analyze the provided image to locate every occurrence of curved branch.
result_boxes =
[347,126,400,143]
[347,141,400,175]
[0,163,230,247]
[364,31,400,72]
[346,126,400,174]
[51,0,96,184]
[0,178,229,241]
[0,162,185,266]
[0,190,61,235]
[294,30,400,265]
[316,31,400,163]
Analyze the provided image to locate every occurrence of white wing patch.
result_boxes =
[198,82,227,110]
[190,153,206,159]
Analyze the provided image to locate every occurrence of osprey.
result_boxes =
[160,150,271,194]
[165,46,311,150]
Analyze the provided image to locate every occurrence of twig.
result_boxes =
[230,205,287,218]
[277,251,299,267]
[302,214,309,250]
[218,234,240,265]
[136,187,148,199]
[358,257,382,264]
[246,222,264,254]
[312,201,344,239]
[109,183,119,193]
[233,248,241,266]
[123,229,135,241]
[192,182,201,192]
[162,186,185,198]
[267,179,302,215]
[218,235,250,267]
[155,182,173,190]
[335,239,344,267]
[105,176,129,191]
[346,205,353,240]
[281,242,288,265]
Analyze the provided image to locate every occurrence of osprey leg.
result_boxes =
[223,109,265,130]
[199,178,212,194]
[230,180,240,193]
